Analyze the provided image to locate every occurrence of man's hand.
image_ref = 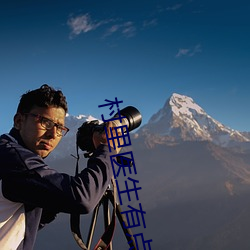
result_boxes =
[92,121,122,154]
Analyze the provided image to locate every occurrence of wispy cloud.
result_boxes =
[175,44,202,58]
[143,19,158,28]
[103,21,136,38]
[166,4,183,11]
[67,13,112,39]
[67,13,137,39]
[121,22,136,37]
[175,48,190,57]
[157,3,183,13]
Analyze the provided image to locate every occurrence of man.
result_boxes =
[0,84,119,250]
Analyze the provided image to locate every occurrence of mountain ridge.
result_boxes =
[138,93,250,147]
[48,92,250,159]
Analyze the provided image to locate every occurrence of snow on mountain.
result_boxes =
[139,93,250,147]
[48,92,249,160]
[47,113,102,160]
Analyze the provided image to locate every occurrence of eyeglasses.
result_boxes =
[24,113,69,137]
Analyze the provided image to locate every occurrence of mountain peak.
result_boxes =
[139,93,250,146]
[169,93,205,117]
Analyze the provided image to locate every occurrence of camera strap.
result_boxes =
[70,213,88,250]
[70,145,88,249]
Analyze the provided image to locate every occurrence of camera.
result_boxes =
[76,106,142,157]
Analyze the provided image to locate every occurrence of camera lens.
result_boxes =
[114,106,142,132]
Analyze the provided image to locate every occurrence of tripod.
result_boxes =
[70,182,137,250]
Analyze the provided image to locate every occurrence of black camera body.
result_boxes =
[76,106,142,157]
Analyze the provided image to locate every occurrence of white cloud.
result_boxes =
[67,13,137,39]
[103,21,136,38]
[121,22,136,37]
[67,13,110,39]
[143,19,158,28]
[166,4,183,11]
[175,44,202,58]
[175,48,190,58]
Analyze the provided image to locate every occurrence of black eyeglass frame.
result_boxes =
[24,113,69,136]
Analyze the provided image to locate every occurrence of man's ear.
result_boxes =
[14,113,24,130]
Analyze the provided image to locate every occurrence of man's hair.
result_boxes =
[17,84,68,114]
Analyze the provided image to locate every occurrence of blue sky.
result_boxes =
[0,0,250,135]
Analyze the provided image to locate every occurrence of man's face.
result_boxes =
[15,106,67,158]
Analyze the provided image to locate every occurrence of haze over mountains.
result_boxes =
[35,93,250,250]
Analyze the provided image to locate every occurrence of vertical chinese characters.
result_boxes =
[98,98,153,250]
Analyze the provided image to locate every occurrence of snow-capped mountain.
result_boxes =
[48,92,250,160]
[138,93,250,147]
[47,113,102,159]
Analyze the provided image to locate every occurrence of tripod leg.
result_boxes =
[107,191,137,249]
[103,198,112,250]
[86,202,101,250]
[115,203,137,249]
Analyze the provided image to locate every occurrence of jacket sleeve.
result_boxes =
[1,141,116,214]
